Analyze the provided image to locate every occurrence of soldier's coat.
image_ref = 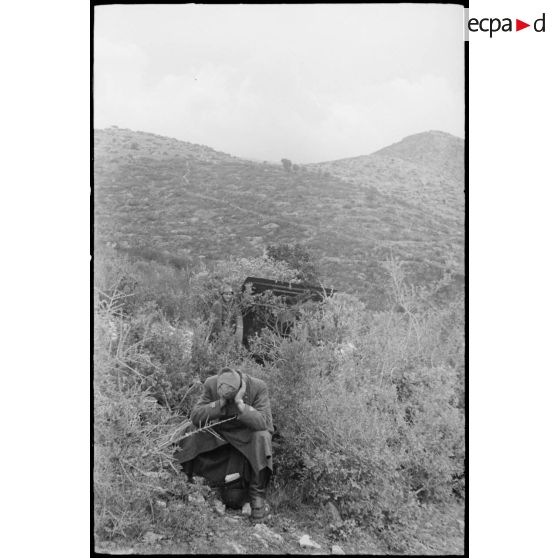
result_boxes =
[209,299,243,342]
[175,374,273,474]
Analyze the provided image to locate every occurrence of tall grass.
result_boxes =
[94,258,213,543]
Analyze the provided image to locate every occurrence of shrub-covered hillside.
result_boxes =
[306,131,464,225]
[94,127,464,309]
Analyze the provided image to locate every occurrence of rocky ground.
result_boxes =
[94,478,464,555]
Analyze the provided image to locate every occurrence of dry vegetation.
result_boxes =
[307,130,464,224]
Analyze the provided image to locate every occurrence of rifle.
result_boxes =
[157,415,238,450]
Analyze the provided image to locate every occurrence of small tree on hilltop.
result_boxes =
[281,158,293,173]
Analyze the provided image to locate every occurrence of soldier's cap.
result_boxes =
[217,367,241,390]
[220,283,234,294]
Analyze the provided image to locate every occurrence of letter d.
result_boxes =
[534,13,545,32]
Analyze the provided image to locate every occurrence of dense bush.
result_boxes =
[265,242,320,283]
[94,245,191,321]
[94,293,213,542]
[94,247,302,398]
[246,277,464,551]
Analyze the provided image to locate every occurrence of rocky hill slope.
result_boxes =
[306,130,464,225]
[94,127,464,307]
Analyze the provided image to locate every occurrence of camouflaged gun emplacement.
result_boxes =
[240,276,336,350]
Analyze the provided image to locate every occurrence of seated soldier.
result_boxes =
[175,367,273,520]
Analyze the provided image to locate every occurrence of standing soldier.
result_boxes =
[209,283,243,348]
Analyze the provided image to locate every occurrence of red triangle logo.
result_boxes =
[516,19,530,31]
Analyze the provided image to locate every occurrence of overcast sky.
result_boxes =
[94,4,464,163]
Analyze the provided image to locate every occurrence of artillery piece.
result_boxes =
[240,276,335,350]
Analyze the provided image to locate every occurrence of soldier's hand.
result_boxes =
[234,375,247,404]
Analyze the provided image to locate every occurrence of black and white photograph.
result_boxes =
[93,3,465,554]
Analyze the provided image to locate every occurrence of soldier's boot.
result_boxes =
[248,467,271,521]
[181,461,194,483]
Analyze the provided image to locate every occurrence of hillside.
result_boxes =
[306,131,464,225]
[94,127,464,307]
